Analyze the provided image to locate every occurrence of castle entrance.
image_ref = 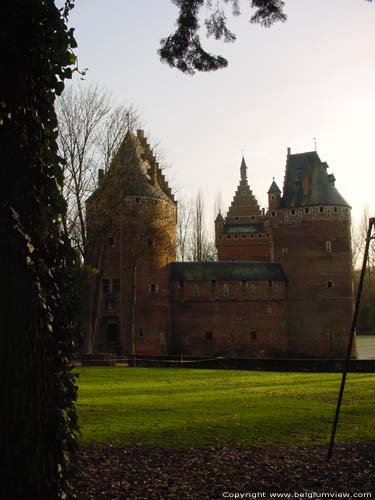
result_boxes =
[106,322,122,355]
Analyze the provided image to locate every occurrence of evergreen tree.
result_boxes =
[160,0,373,74]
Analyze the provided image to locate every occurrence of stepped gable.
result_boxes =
[170,261,286,282]
[100,129,175,204]
[280,151,350,208]
[226,157,262,222]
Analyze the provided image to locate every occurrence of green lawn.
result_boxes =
[75,367,375,449]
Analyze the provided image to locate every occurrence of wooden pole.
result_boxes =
[327,217,375,460]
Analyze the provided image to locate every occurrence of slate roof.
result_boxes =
[215,211,225,223]
[170,262,286,282]
[268,180,281,194]
[87,131,176,205]
[225,223,264,234]
[280,151,350,208]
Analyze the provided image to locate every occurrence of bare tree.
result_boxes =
[190,190,216,261]
[56,83,140,259]
[352,205,375,334]
[176,196,192,262]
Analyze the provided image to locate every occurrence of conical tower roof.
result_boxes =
[89,130,175,205]
[226,157,262,222]
[215,210,225,223]
[268,179,281,194]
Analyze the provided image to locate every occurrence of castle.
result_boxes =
[86,130,354,358]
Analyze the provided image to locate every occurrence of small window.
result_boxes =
[136,197,141,204]
[282,247,288,255]
[234,234,238,239]
[291,209,296,215]
[319,206,324,213]
[250,284,256,296]
[193,285,199,297]
[178,280,184,289]
[334,207,338,213]
[139,329,144,338]
[242,234,246,239]
[304,208,309,214]
[235,216,239,221]
[149,283,158,294]
[210,280,216,289]
[147,238,154,247]
[223,284,229,297]
[241,280,247,288]
[326,280,334,288]
[250,330,257,340]
[325,241,332,253]
[227,235,231,240]
[219,235,223,239]
[105,298,115,311]
[267,306,272,314]
[271,194,275,200]
[268,280,272,288]
[103,279,110,293]
[250,233,254,239]
[250,215,255,221]
[160,332,166,345]
[266,233,270,238]
[206,331,213,341]
[113,279,120,292]
[108,236,114,246]
[271,211,276,217]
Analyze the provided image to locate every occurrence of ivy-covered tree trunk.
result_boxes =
[0,1,79,499]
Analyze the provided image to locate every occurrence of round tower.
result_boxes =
[86,130,176,356]
[270,150,354,358]
[267,178,281,210]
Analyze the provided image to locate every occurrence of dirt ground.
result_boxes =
[72,442,374,500]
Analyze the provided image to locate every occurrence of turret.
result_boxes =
[267,178,281,210]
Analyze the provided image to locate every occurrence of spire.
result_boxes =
[240,156,247,181]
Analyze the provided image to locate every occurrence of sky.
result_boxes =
[65,0,375,230]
